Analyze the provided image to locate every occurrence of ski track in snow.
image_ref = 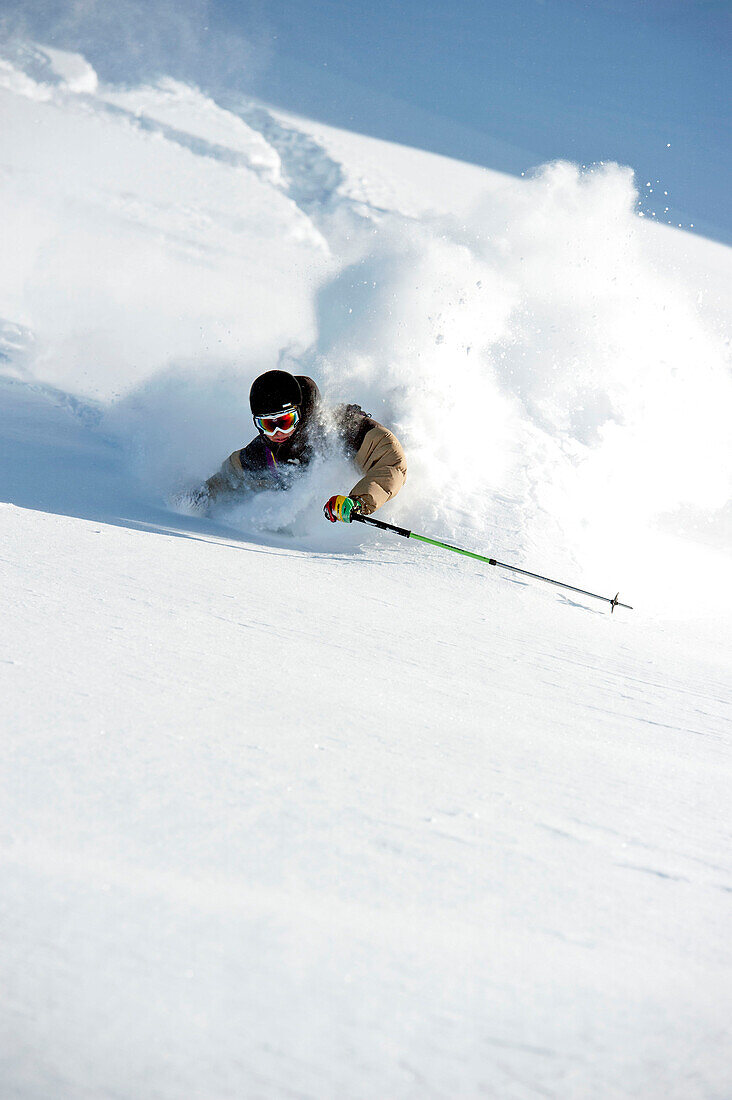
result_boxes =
[1,42,731,1100]
[235,102,347,216]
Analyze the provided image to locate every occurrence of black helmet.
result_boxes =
[249,370,302,416]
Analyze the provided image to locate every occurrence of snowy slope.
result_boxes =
[1,45,731,1100]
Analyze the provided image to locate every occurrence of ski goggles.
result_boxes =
[253,408,301,437]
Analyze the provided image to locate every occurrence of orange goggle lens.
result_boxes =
[254,409,300,436]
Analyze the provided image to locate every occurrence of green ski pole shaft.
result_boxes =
[350,512,633,612]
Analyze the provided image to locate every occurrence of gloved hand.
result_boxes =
[323,495,360,523]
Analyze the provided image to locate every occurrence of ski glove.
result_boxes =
[323,495,360,523]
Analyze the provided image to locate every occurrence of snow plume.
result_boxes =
[304,160,731,577]
[477,163,731,513]
[309,218,523,544]
[475,162,732,593]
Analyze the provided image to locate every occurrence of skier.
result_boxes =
[186,369,407,522]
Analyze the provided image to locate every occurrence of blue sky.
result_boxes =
[5,0,730,241]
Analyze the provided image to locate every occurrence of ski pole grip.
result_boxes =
[351,513,412,538]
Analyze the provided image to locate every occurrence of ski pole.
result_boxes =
[350,512,632,612]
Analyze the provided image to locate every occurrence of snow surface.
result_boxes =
[1,44,731,1100]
